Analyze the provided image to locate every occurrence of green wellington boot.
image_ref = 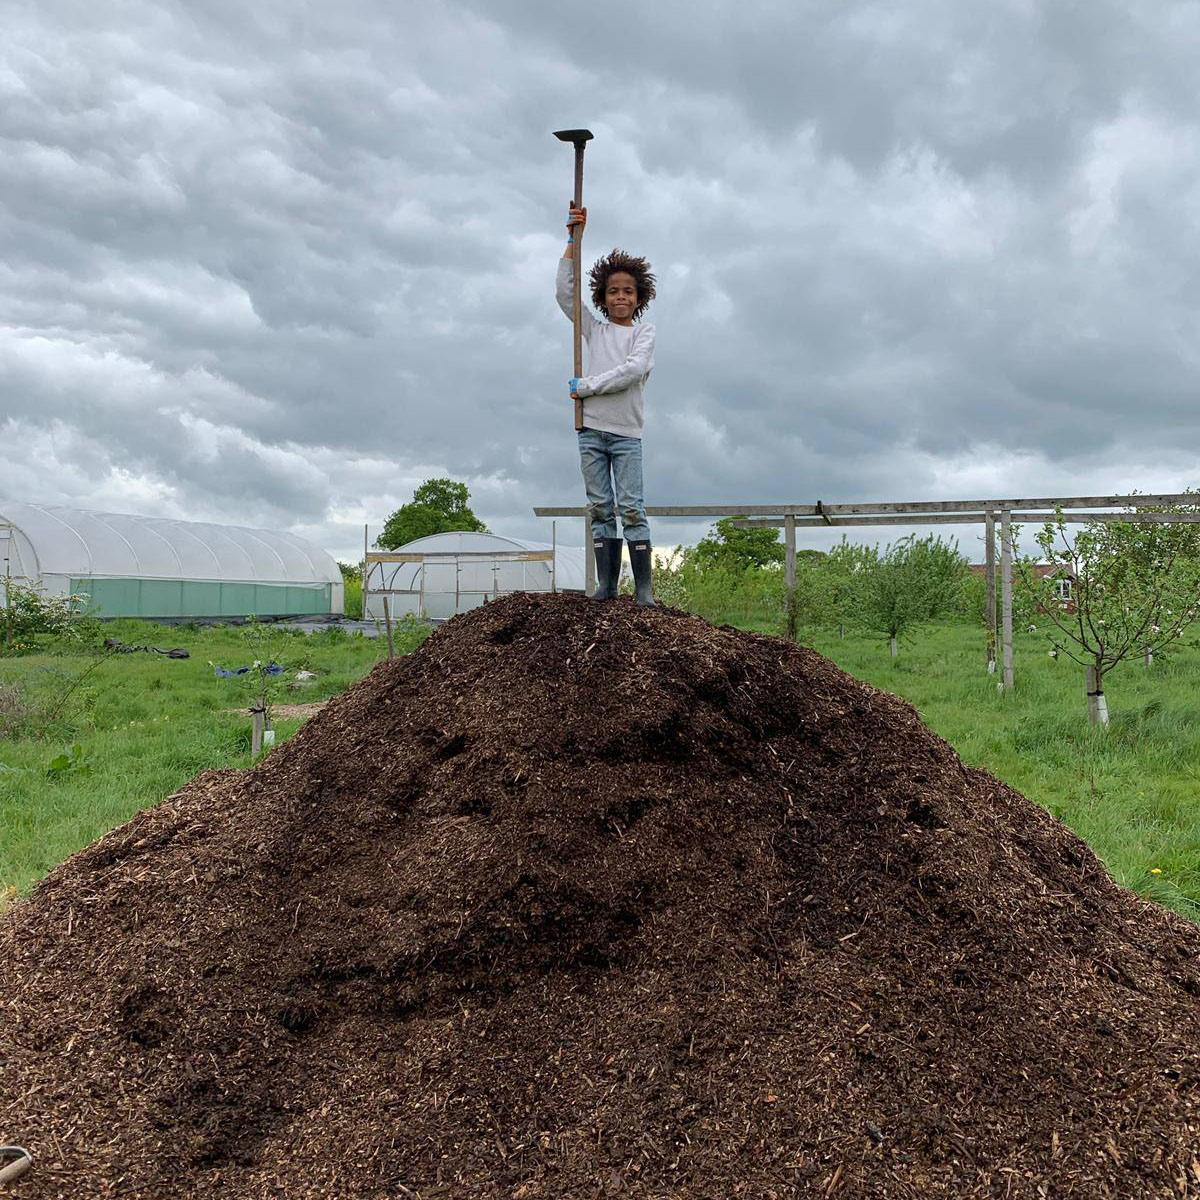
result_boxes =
[590,537,623,600]
[628,540,656,607]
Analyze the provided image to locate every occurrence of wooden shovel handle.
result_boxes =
[571,144,586,432]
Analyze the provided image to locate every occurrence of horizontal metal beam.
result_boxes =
[730,512,1200,529]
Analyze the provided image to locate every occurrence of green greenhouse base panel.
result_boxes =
[71,578,333,619]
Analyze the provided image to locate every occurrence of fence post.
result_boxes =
[984,510,997,674]
[584,514,595,596]
[784,512,797,641]
[362,524,369,622]
[382,594,395,661]
[1001,509,1014,691]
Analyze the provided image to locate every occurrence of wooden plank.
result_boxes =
[535,495,1197,519]
[818,493,1197,515]
[727,512,1200,528]
[362,524,369,620]
[535,505,820,518]
[584,514,595,596]
[1001,510,1014,692]
[985,511,997,675]
[382,594,395,661]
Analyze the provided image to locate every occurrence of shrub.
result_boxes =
[2,582,95,650]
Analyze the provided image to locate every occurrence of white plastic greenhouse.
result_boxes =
[364,531,587,621]
[0,500,344,620]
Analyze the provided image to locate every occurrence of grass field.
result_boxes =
[2,610,1198,923]
[0,618,421,898]
[801,621,1200,921]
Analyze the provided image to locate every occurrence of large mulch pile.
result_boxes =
[3,593,1200,1199]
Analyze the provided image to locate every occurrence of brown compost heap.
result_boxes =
[3,593,1200,1199]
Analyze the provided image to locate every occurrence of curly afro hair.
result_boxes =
[588,249,656,321]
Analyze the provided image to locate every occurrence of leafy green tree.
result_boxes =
[1024,506,1200,725]
[861,535,969,658]
[685,517,784,571]
[377,478,488,550]
[821,538,880,634]
[337,562,363,620]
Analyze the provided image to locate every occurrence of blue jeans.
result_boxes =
[577,429,650,542]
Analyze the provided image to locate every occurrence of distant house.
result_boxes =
[968,562,1076,614]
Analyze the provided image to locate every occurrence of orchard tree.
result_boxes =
[685,517,784,571]
[862,535,968,658]
[1025,510,1200,726]
[377,478,488,550]
[821,538,879,636]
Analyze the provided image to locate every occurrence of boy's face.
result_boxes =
[604,271,638,325]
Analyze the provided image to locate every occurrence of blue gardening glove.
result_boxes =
[569,377,584,398]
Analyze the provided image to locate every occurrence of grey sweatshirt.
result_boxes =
[556,257,655,438]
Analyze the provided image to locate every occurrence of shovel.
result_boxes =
[0,1147,31,1185]
[553,128,593,432]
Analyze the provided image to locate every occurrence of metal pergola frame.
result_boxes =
[534,493,1199,689]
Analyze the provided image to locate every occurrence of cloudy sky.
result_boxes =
[3,1,1199,563]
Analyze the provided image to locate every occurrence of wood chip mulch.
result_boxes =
[2,592,1199,1198]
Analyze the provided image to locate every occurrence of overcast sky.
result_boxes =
[3,0,1199,563]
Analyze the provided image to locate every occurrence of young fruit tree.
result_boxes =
[820,538,879,637]
[1024,511,1200,725]
[861,535,968,658]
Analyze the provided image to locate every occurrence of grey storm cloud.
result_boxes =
[2,0,1199,561]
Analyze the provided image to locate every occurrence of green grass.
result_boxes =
[3,612,1198,926]
[0,619,423,897]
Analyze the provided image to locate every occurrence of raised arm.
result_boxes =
[574,324,656,397]
[556,205,597,338]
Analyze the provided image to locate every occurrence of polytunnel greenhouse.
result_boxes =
[364,531,586,621]
[0,500,343,620]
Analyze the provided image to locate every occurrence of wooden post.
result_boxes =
[984,510,997,674]
[551,520,557,593]
[382,594,395,661]
[362,524,369,623]
[1000,509,1014,691]
[584,514,595,596]
[784,512,797,641]
[3,542,12,653]
[251,705,265,756]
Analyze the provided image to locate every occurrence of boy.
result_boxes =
[558,203,657,606]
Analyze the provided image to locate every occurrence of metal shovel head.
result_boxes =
[0,1150,32,1183]
[553,128,593,146]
